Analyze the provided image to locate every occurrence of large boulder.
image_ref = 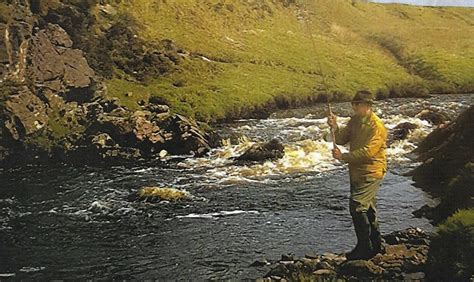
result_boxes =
[235,139,285,162]
[26,23,96,102]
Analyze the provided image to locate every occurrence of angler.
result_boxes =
[327,90,388,260]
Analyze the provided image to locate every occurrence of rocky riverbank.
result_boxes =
[258,228,431,281]
[412,105,473,224]
[0,1,214,167]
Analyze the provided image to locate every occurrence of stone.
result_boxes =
[250,259,270,267]
[281,254,295,261]
[235,139,284,162]
[91,133,115,148]
[315,261,334,271]
[390,122,418,141]
[416,109,449,125]
[304,252,320,260]
[26,24,95,101]
[4,87,48,140]
[313,269,335,276]
[339,260,385,277]
[403,272,425,280]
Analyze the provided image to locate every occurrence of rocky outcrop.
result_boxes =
[235,139,284,162]
[26,23,96,102]
[260,228,430,281]
[0,1,213,166]
[412,106,473,223]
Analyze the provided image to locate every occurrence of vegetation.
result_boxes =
[97,0,474,122]
[427,208,474,281]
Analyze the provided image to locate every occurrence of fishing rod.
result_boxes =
[297,0,338,150]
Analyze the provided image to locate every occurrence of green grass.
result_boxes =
[99,0,474,122]
[428,208,474,281]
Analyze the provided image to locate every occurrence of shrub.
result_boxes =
[427,209,474,281]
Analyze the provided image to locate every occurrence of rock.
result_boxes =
[265,264,289,278]
[4,87,48,140]
[281,253,295,261]
[250,259,270,267]
[161,114,211,156]
[315,261,334,271]
[0,1,36,81]
[129,186,191,202]
[235,139,284,162]
[339,260,385,277]
[413,106,473,223]
[312,269,335,276]
[26,24,96,102]
[91,133,115,148]
[403,272,425,280]
[416,108,449,125]
[390,122,418,141]
[261,228,430,280]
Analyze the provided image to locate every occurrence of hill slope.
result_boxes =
[102,0,474,121]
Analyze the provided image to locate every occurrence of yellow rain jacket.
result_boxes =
[335,112,388,183]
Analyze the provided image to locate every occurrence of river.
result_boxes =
[0,94,472,279]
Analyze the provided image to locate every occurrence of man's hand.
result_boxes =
[332,147,343,160]
[327,113,338,130]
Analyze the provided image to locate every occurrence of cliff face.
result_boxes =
[0,0,473,165]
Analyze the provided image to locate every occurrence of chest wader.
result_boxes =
[346,178,383,260]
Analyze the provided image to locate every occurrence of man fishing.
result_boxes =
[327,90,388,260]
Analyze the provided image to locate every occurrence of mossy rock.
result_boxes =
[132,186,191,202]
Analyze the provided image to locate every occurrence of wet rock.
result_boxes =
[416,108,449,125]
[128,186,191,202]
[262,228,431,280]
[390,122,418,141]
[162,114,211,156]
[280,253,295,262]
[235,139,284,162]
[250,259,270,267]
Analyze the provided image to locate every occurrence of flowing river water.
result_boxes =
[0,94,472,279]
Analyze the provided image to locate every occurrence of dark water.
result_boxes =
[0,94,472,279]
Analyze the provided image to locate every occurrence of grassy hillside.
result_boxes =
[102,0,474,122]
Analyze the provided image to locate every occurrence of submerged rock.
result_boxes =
[235,139,284,162]
[262,228,431,281]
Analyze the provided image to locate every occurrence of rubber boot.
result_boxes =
[346,212,374,260]
[368,207,383,255]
